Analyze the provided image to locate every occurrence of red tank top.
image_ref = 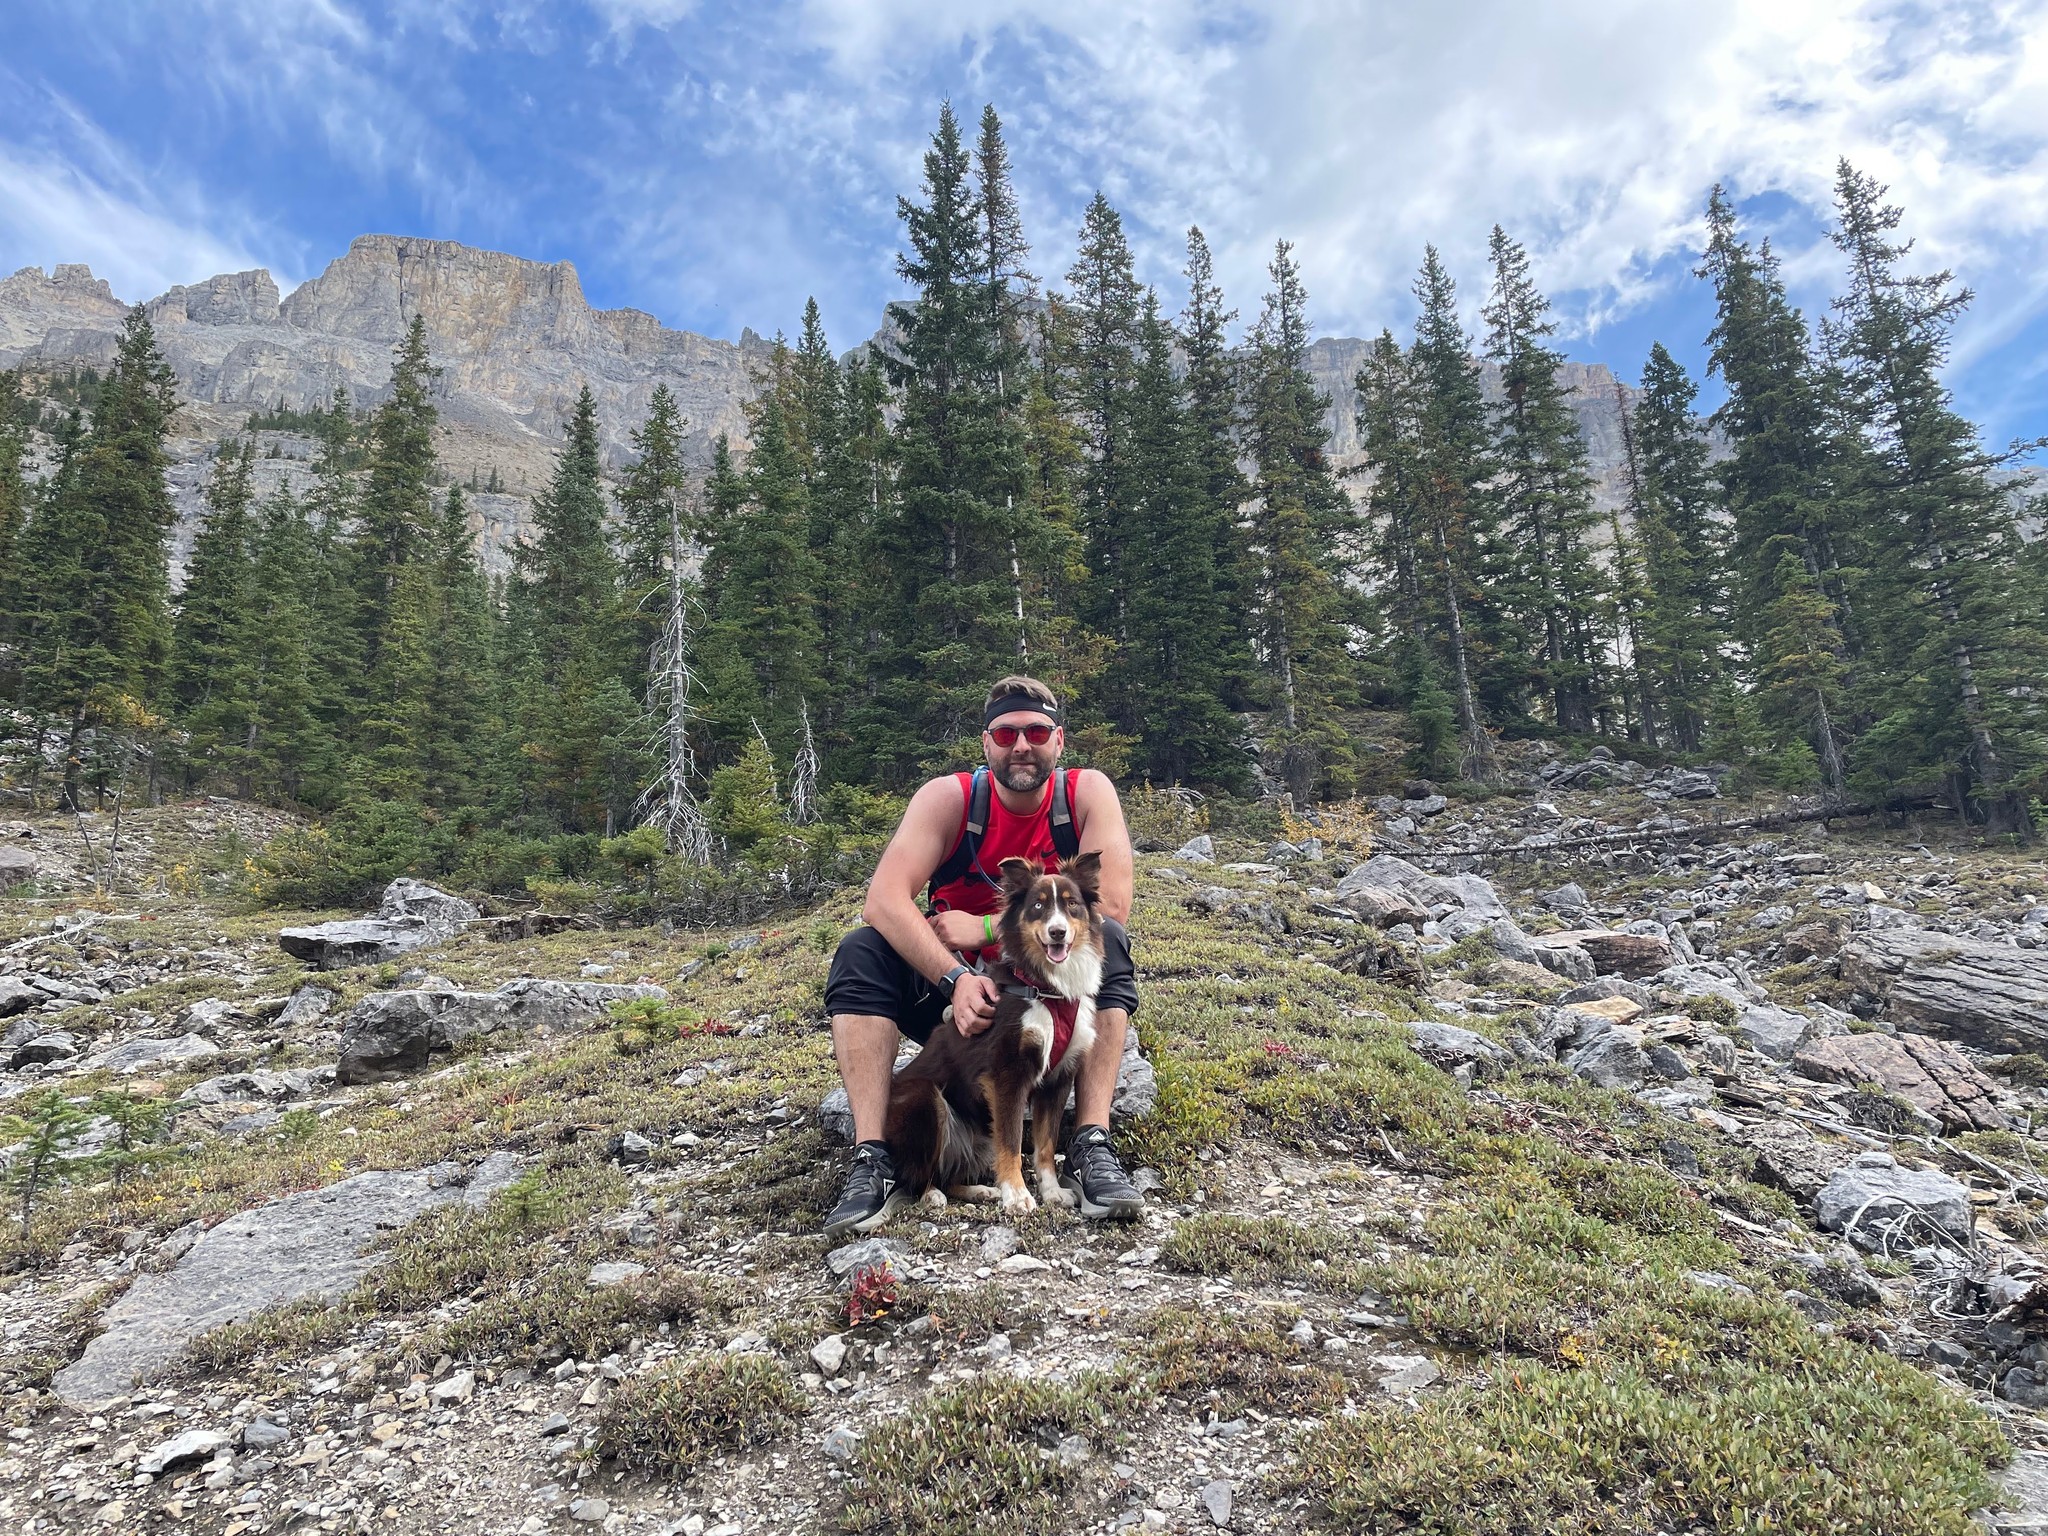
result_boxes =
[929,769,1081,960]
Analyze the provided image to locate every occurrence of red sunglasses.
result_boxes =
[987,723,1056,747]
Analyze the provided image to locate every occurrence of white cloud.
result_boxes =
[779,0,2048,353]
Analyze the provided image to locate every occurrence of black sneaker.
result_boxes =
[823,1141,901,1239]
[1060,1124,1144,1220]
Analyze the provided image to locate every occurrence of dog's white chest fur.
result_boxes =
[1019,946,1102,1071]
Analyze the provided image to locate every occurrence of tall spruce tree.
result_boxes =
[352,317,439,672]
[511,386,638,831]
[13,310,178,808]
[1827,161,2044,832]
[241,482,335,804]
[1177,228,1256,701]
[1242,241,1360,798]
[167,440,259,788]
[1119,294,1247,788]
[1700,187,1857,797]
[874,103,1033,765]
[616,382,690,694]
[1482,227,1607,735]
[1628,344,1728,751]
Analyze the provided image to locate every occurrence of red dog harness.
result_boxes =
[996,966,1080,1069]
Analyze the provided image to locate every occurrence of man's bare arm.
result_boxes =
[1071,768,1133,924]
[863,777,972,983]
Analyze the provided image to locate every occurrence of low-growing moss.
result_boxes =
[1279,1356,2005,1536]
[1139,1304,1344,1416]
[417,1267,747,1366]
[842,1370,1140,1536]
[1158,1213,1362,1283]
[594,1352,806,1474]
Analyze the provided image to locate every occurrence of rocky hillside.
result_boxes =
[1,240,1649,571]
[2,774,2048,1533]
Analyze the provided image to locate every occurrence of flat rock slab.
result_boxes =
[53,1151,522,1407]
[1793,1031,2005,1133]
[0,844,34,889]
[1813,1153,1974,1251]
[1402,1019,1510,1072]
[1840,930,2048,1051]
[278,878,479,970]
[0,976,42,1018]
[336,978,668,1083]
[85,1034,221,1075]
[1738,1119,1853,1204]
[1538,930,1674,979]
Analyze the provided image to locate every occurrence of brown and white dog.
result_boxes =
[883,852,1106,1219]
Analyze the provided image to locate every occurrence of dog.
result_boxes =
[883,851,1106,1220]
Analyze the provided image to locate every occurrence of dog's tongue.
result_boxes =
[1045,940,1070,964]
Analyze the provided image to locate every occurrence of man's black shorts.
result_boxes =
[824,919,1138,1044]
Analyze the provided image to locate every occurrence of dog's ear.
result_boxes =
[1062,850,1103,900]
[997,857,1039,898]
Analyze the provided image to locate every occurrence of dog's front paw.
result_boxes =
[1039,1172,1078,1209]
[921,1187,948,1211]
[999,1183,1038,1218]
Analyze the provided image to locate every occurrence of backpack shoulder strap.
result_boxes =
[926,767,991,905]
[1050,767,1080,859]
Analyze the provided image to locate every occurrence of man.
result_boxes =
[821,675,1146,1238]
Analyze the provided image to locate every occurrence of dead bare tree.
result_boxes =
[636,497,714,864]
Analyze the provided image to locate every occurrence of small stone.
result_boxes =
[996,1253,1050,1274]
[1054,1432,1090,1469]
[1925,1340,1971,1370]
[430,1368,475,1403]
[1201,1478,1234,1527]
[825,1237,909,1287]
[610,1131,654,1165]
[2000,1367,2048,1409]
[822,1424,860,1462]
[538,1413,571,1436]
[241,1417,289,1450]
[1175,835,1215,864]
[1372,1354,1442,1394]
[139,1429,229,1477]
[587,1261,647,1288]
[810,1335,848,1376]
[569,1497,611,1522]
[980,1227,1020,1262]
[1288,1319,1315,1345]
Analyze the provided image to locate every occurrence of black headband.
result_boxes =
[984,694,1062,729]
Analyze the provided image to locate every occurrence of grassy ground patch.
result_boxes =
[594,1352,808,1474]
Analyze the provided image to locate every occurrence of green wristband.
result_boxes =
[982,914,996,945]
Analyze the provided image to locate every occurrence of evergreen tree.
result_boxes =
[1627,344,1728,751]
[1827,161,2044,834]
[1700,187,1857,797]
[1118,295,1247,788]
[1482,227,1607,735]
[1065,191,1145,677]
[0,370,36,699]
[616,382,690,690]
[873,103,1033,766]
[14,310,179,808]
[1177,229,1256,700]
[511,386,638,831]
[167,440,259,787]
[352,317,439,670]
[241,482,335,804]
[1242,241,1360,798]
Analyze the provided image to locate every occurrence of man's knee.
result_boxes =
[1096,918,1140,1018]
[831,1012,901,1048]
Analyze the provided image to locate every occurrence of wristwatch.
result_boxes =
[939,963,972,992]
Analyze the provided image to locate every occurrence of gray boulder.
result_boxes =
[275,985,337,1028]
[53,1152,523,1406]
[278,878,479,970]
[0,977,42,1019]
[1542,882,1590,912]
[1174,835,1215,864]
[336,978,667,1083]
[1732,1003,1813,1062]
[86,1034,221,1075]
[1403,1019,1510,1074]
[1813,1153,1974,1251]
[10,1031,79,1068]
[0,844,34,890]
[1839,929,2048,1051]
[178,1067,333,1105]
[1562,1024,1650,1090]
[1337,855,1460,915]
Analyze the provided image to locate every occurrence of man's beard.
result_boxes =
[997,756,1051,792]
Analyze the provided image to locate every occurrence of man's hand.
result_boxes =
[928,909,990,953]
[951,971,1000,1036]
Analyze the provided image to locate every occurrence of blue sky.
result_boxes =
[1,0,2043,451]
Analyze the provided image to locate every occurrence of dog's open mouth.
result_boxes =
[1044,938,1071,965]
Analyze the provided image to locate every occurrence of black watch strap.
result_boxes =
[940,963,971,991]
